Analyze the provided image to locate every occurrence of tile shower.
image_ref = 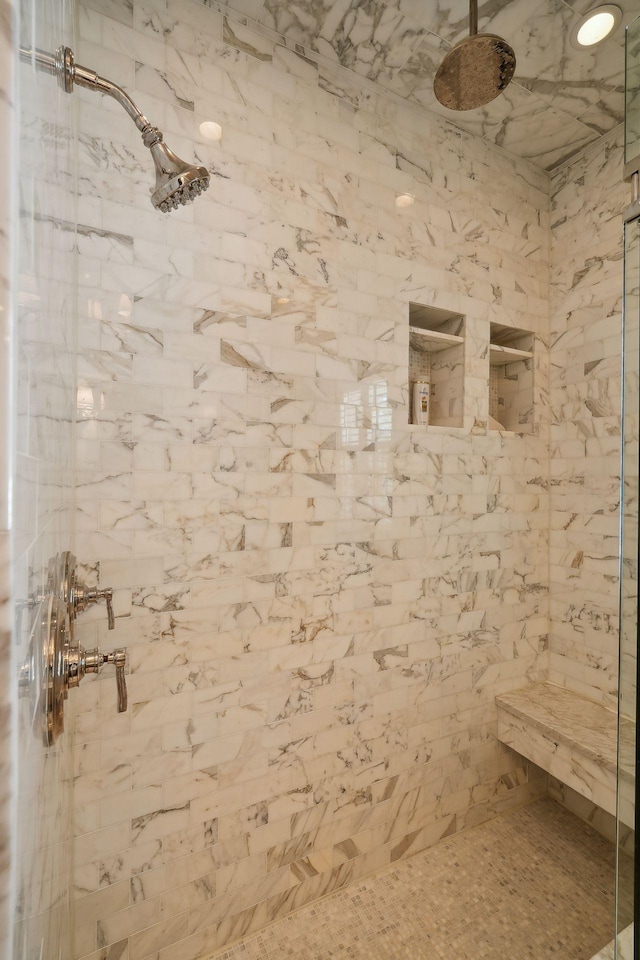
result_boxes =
[1,0,635,959]
[72,4,552,956]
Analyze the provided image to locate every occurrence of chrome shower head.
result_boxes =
[145,130,211,213]
[20,45,211,213]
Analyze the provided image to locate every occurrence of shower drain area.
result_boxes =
[208,799,627,960]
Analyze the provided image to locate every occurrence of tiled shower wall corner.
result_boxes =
[71,2,551,957]
[9,0,78,958]
[548,129,627,707]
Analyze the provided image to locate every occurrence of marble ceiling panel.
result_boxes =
[259,0,427,83]
[427,79,600,167]
[576,86,627,135]
[510,0,625,120]
[219,0,632,167]
[374,0,542,46]
[384,30,451,107]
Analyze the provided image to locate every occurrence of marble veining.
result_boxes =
[497,682,619,774]
[590,924,634,960]
[497,681,634,827]
[71,1,554,957]
[206,799,624,960]
[215,0,631,168]
[8,1,620,958]
[548,129,627,709]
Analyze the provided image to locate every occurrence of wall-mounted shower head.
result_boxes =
[144,129,210,212]
[20,46,210,213]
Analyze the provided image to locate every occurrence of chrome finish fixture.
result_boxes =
[19,553,128,744]
[74,583,115,630]
[48,548,76,638]
[624,170,640,224]
[434,0,516,111]
[19,45,210,212]
[19,597,70,746]
[67,646,128,713]
[57,550,115,629]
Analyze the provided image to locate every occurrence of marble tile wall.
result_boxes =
[72,2,551,957]
[9,1,78,959]
[548,129,628,707]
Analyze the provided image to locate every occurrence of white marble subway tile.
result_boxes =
[63,3,625,958]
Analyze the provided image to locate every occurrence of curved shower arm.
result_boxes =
[73,65,151,134]
[19,46,157,140]
[18,44,210,212]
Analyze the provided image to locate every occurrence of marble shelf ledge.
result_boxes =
[409,326,464,353]
[489,343,533,364]
[496,682,634,827]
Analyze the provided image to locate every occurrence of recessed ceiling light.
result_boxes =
[395,193,415,208]
[199,120,222,141]
[571,4,621,48]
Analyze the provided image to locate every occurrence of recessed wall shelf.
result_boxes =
[489,322,534,434]
[408,304,465,428]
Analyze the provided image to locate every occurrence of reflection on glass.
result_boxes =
[617,213,639,954]
[339,380,392,449]
[625,16,640,165]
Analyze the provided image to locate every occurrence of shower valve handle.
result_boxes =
[74,583,115,629]
[68,646,128,713]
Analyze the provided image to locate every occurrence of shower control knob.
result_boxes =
[51,552,116,630]
[74,583,115,629]
[67,645,128,712]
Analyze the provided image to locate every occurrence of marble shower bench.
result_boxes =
[496,683,634,827]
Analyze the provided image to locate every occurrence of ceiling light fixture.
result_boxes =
[395,193,415,208]
[571,4,621,48]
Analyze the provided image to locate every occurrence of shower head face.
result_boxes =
[147,136,210,213]
[152,164,211,213]
[434,34,516,111]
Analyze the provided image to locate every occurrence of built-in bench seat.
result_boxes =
[496,682,634,827]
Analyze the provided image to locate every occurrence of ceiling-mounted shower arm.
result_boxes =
[18,45,210,212]
[469,0,478,37]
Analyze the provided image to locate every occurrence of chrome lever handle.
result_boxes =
[70,646,128,712]
[73,582,115,629]
[99,588,115,630]
[107,648,127,712]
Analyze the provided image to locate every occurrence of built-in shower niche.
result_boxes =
[409,303,465,427]
[489,322,534,433]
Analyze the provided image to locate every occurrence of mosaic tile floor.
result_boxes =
[210,799,627,960]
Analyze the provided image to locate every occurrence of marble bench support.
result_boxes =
[496,683,633,828]
[589,924,633,960]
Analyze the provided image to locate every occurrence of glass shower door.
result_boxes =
[618,18,640,959]
[618,205,638,960]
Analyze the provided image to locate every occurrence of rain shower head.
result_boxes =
[434,0,516,111]
[20,45,210,212]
